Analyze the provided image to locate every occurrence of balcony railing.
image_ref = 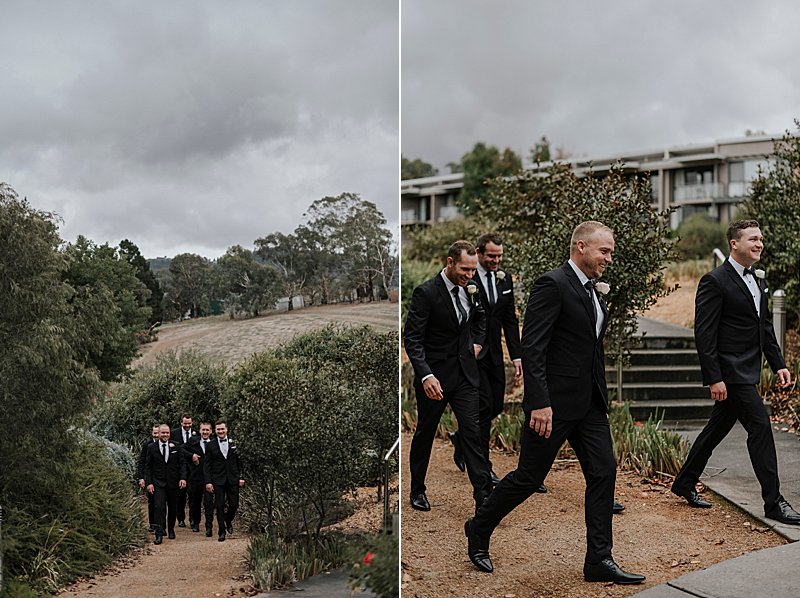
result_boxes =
[401,209,420,223]
[673,182,725,202]
[438,206,461,221]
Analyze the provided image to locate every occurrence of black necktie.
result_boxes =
[185,430,190,443]
[486,272,496,306]
[584,281,597,331]
[161,443,168,462]
[202,440,209,453]
[451,286,468,324]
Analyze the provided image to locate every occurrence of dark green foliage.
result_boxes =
[402,216,486,263]
[456,142,523,215]
[737,122,800,326]
[214,244,281,317]
[89,350,226,451]
[674,213,727,260]
[477,163,680,361]
[401,155,438,180]
[120,238,164,325]
[349,531,399,598]
[400,259,440,321]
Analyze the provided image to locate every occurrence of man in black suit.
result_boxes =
[203,420,245,542]
[144,424,188,544]
[170,414,196,528]
[404,240,492,513]
[181,421,216,535]
[136,424,160,532]
[466,221,644,585]
[449,233,527,488]
[671,219,799,524]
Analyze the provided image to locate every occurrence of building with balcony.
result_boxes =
[401,134,781,233]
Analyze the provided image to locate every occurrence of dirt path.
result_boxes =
[401,434,785,598]
[59,502,251,597]
[136,302,398,367]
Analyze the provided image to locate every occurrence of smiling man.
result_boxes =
[465,221,644,585]
[671,219,798,524]
[404,240,492,514]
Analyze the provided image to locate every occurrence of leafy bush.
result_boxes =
[402,217,486,262]
[674,213,727,260]
[0,432,143,593]
[737,122,800,327]
[400,259,440,321]
[89,350,227,451]
[349,531,399,598]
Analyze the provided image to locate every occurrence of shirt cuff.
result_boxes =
[421,374,434,383]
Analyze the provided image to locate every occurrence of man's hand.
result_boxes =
[192,453,201,464]
[473,344,482,358]
[709,381,727,401]
[529,406,553,438]
[513,359,522,379]
[179,480,187,490]
[239,479,246,487]
[777,368,792,388]
[422,376,444,401]
[138,478,145,489]
[146,484,155,494]
[205,483,214,493]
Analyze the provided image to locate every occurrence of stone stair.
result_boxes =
[606,317,711,421]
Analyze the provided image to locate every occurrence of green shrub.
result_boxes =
[248,533,350,591]
[610,402,689,478]
[89,350,227,450]
[349,531,399,598]
[400,259,440,321]
[674,213,727,260]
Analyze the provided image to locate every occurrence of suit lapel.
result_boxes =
[435,274,462,328]
[563,263,596,333]
[472,272,493,314]
[723,261,759,319]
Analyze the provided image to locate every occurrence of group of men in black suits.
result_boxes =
[136,416,245,544]
[405,219,796,587]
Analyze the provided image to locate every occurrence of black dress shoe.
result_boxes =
[177,520,186,528]
[449,431,466,472]
[226,522,233,535]
[148,524,156,533]
[168,530,176,539]
[490,470,502,486]
[584,557,645,585]
[191,525,200,532]
[218,533,226,542]
[154,535,163,545]
[205,528,213,537]
[765,497,800,524]
[464,518,493,573]
[410,493,431,511]
[672,487,712,508]
[535,483,547,494]
[613,500,625,514]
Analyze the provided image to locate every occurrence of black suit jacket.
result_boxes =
[521,263,609,420]
[181,436,212,484]
[137,438,156,481]
[473,268,522,366]
[203,438,242,486]
[695,260,786,386]
[144,441,188,488]
[170,426,197,446]
[404,273,486,391]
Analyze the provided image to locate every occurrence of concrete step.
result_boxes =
[628,398,713,421]
[638,335,696,350]
[606,365,703,384]
[625,348,700,367]
[615,382,708,402]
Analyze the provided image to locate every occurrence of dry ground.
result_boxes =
[401,434,785,598]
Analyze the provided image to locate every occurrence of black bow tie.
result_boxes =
[743,267,755,277]
[219,438,227,443]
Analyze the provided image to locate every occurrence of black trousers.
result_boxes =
[473,401,616,564]
[477,358,506,470]
[409,378,492,505]
[673,384,780,509]
[153,485,179,534]
[176,486,188,522]
[213,483,240,533]
[189,479,214,529]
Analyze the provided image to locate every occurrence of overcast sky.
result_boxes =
[1,0,398,259]
[403,0,800,170]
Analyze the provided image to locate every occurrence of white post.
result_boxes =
[773,290,786,356]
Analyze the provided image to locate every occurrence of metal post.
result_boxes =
[773,290,786,356]
[1,504,4,593]
[383,437,400,532]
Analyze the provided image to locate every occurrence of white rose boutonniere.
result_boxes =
[595,282,610,295]
[168,443,175,448]
[496,270,506,282]
[465,283,479,305]
[754,269,765,280]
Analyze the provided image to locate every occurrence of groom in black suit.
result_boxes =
[203,420,245,541]
[466,221,644,585]
[671,219,799,524]
[449,233,525,488]
[144,424,188,544]
[404,240,492,513]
